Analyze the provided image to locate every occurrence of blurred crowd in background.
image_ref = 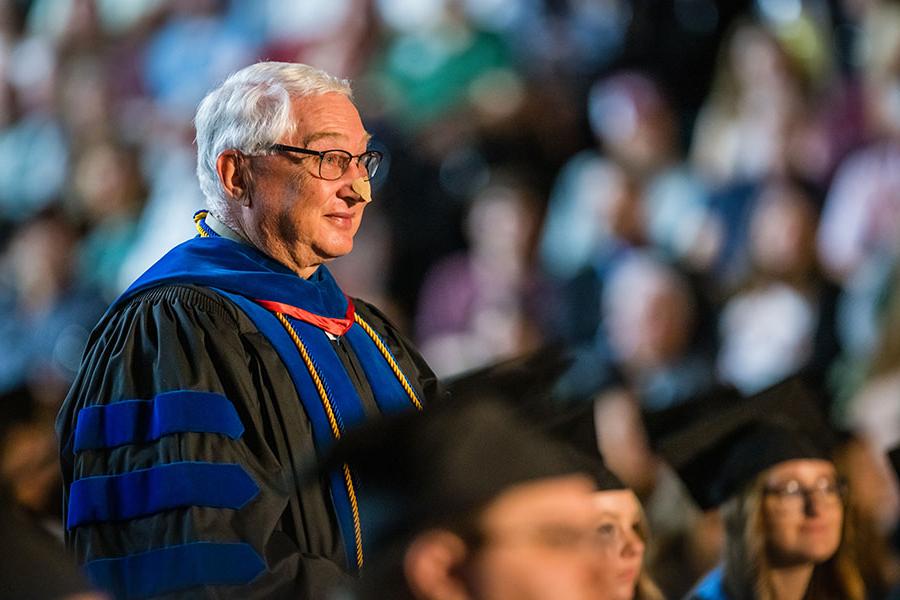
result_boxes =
[0,0,899,596]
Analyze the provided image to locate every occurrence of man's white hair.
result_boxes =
[194,61,352,218]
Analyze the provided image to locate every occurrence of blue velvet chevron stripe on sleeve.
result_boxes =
[85,541,266,599]
[73,390,244,452]
[67,462,259,529]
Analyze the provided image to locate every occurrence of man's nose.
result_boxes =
[350,177,372,203]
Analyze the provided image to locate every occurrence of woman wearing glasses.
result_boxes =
[693,455,864,600]
[650,380,867,600]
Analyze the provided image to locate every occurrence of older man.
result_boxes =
[56,62,438,599]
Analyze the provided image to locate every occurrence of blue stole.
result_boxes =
[692,566,731,600]
[113,234,421,569]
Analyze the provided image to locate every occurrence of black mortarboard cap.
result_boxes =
[445,344,573,408]
[317,392,594,557]
[645,377,835,509]
[541,399,625,491]
[447,346,625,490]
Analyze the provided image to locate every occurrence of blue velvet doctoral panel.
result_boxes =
[221,291,416,566]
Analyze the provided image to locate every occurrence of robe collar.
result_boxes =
[115,225,355,336]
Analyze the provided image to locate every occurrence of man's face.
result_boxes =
[244,92,370,277]
[466,475,604,600]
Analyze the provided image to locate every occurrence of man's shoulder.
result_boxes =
[89,283,254,348]
[116,283,240,320]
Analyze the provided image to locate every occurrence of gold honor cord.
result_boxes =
[274,312,365,568]
[352,313,423,410]
[273,311,424,569]
[194,210,210,237]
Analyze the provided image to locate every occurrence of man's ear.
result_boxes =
[216,150,252,206]
[403,529,472,600]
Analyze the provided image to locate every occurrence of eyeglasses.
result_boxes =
[763,477,846,509]
[270,143,383,181]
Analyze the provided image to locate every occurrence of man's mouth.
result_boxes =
[325,212,355,229]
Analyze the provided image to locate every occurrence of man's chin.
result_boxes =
[313,242,354,263]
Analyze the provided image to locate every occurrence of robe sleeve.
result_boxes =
[57,284,351,599]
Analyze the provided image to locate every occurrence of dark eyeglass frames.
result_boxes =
[763,477,847,509]
[269,143,383,181]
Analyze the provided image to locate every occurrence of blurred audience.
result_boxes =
[716,177,841,394]
[601,252,715,410]
[415,177,545,376]
[0,209,105,400]
[0,0,897,597]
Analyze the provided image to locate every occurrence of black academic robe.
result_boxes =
[57,283,438,599]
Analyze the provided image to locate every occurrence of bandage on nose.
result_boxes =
[352,178,372,203]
